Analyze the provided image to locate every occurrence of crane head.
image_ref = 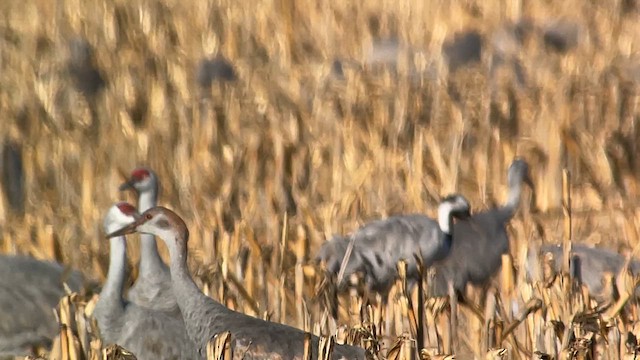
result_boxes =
[119,167,157,193]
[508,158,533,189]
[107,206,189,248]
[440,194,472,220]
[103,202,139,235]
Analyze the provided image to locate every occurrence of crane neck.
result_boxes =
[101,235,127,308]
[437,203,454,235]
[138,188,158,212]
[139,235,166,274]
[137,188,167,275]
[166,232,228,327]
[167,235,190,278]
[503,180,524,217]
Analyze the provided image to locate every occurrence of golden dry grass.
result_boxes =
[1,0,640,358]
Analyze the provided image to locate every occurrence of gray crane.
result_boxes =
[108,206,368,360]
[0,255,87,356]
[93,202,198,360]
[429,158,534,297]
[525,243,640,302]
[316,194,472,294]
[119,168,177,314]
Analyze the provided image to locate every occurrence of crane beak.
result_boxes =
[118,179,137,192]
[106,219,141,238]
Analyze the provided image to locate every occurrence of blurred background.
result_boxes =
[1,0,640,358]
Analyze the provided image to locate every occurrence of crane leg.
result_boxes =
[448,280,458,353]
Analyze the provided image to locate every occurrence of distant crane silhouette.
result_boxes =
[316,194,471,294]
[525,243,640,301]
[429,158,534,297]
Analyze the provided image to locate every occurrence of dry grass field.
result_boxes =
[1,0,640,358]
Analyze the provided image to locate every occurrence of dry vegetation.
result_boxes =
[1,0,640,358]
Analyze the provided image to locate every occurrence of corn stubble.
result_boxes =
[1,0,640,359]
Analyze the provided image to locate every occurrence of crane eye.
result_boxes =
[145,213,153,220]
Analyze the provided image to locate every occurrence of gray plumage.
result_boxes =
[430,158,533,296]
[93,202,197,360]
[316,194,472,294]
[525,243,640,301]
[108,207,367,360]
[0,255,85,356]
[119,168,177,314]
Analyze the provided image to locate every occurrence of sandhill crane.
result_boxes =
[119,167,177,313]
[0,255,87,356]
[525,243,640,301]
[94,202,197,360]
[316,194,471,294]
[430,158,533,296]
[107,206,367,359]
